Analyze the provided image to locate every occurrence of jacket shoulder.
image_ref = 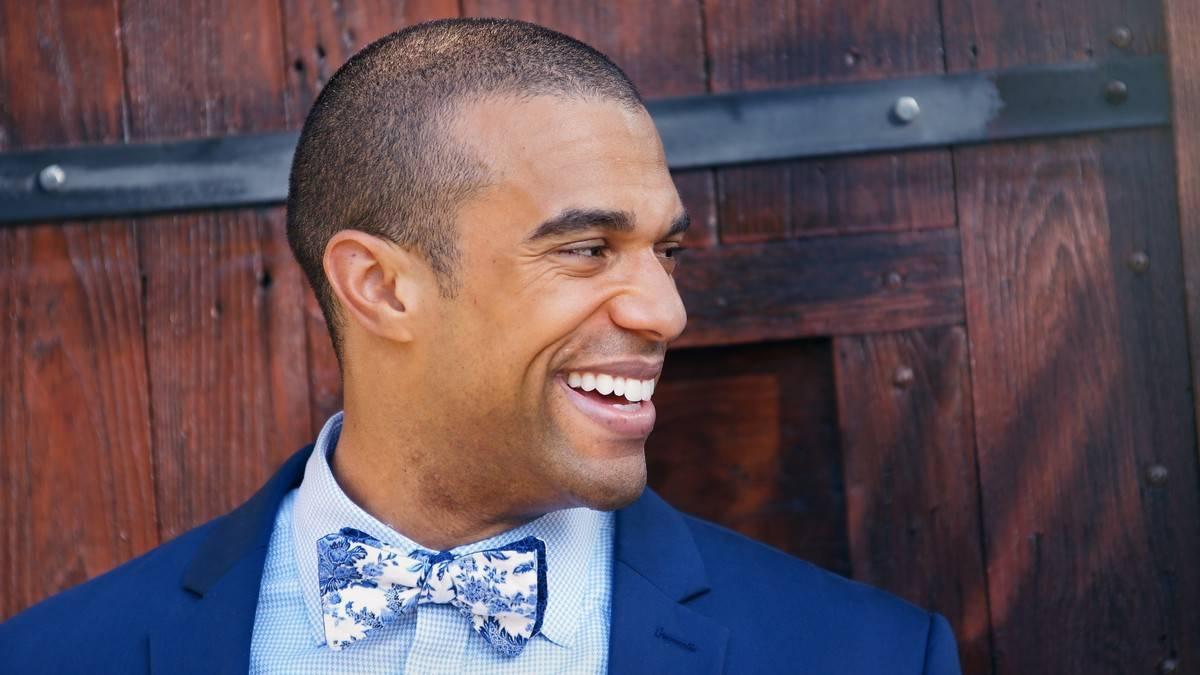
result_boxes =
[0,517,222,673]
[683,515,960,674]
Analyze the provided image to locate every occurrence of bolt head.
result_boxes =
[1147,464,1169,487]
[1110,26,1133,49]
[1104,80,1129,105]
[1158,657,1179,674]
[893,366,915,388]
[893,96,921,123]
[38,164,66,191]
[1128,251,1150,273]
[885,271,904,289]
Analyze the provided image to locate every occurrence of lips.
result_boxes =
[556,372,658,439]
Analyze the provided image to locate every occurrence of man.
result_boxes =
[1,18,960,674]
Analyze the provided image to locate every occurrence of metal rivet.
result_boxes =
[1110,26,1133,49]
[884,271,904,289]
[38,164,67,192]
[1104,80,1129,105]
[1158,657,1179,674]
[893,96,921,123]
[1147,464,1169,487]
[1129,251,1150,273]
[893,366,914,388]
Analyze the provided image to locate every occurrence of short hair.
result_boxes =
[286,18,644,360]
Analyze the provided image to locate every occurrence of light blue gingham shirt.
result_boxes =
[249,412,615,674]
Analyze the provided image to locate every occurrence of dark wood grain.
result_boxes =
[943,0,1200,670]
[0,0,159,619]
[650,339,849,573]
[672,228,964,348]
[703,0,954,243]
[1164,0,1200,498]
[835,326,990,674]
[955,135,1200,673]
[279,0,460,436]
[120,0,313,539]
[461,0,718,248]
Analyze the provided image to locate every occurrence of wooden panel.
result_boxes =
[1164,0,1200,482]
[956,134,1200,672]
[944,0,1200,671]
[673,228,964,348]
[460,0,718,249]
[835,327,990,675]
[703,0,955,243]
[649,340,848,572]
[279,0,459,435]
[120,0,313,539]
[0,1,159,619]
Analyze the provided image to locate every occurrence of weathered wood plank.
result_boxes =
[279,0,460,435]
[1164,0,1200,496]
[703,0,955,243]
[0,0,158,619]
[944,0,1199,670]
[672,228,964,348]
[120,0,313,539]
[834,326,990,675]
[650,339,849,573]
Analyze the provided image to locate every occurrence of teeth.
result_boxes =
[565,371,657,403]
[596,374,614,396]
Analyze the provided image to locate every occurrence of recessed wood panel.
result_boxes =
[649,339,849,572]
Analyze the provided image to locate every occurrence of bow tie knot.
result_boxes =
[317,528,547,656]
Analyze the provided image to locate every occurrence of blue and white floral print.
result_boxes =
[317,528,547,657]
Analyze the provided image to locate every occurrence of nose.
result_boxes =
[606,250,688,344]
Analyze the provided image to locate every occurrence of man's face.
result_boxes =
[424,95,687,513]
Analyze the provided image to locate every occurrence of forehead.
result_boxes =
[451,95,681,239]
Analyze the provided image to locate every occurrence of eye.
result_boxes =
[657,243,685,259]
[559,241,608,258]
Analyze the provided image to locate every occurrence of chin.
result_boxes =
[562,451,648,512]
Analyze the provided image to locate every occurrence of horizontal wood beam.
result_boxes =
[673,228,963,348]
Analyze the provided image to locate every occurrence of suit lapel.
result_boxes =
[609,490,729,675]
[149,446,311,675]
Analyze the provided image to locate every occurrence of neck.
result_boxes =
[329,410,549,551]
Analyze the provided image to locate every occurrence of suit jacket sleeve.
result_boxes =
[923,612,962,675]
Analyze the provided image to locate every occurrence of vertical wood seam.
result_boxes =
[112,0,162,547]
[935,0,997,669]
[1163,0,1200,483]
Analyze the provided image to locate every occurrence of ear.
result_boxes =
[323,230,432,344]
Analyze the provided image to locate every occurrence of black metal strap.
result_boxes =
[0,56,1168,224]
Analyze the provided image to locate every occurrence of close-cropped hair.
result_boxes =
[286,17,644,359]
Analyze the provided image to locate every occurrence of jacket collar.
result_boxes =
[153,451,727,674]
[608,489,729,674]
[150,445,311,675]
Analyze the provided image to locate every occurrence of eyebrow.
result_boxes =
[525,208,690,242]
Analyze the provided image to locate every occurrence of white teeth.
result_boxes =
[595,374,614,395]
[564,371,659,403]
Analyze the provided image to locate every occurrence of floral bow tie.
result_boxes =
[317,528,547,656]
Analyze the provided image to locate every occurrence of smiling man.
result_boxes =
[1,18,960,675]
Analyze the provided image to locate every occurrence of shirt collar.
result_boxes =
[291,411,606,648]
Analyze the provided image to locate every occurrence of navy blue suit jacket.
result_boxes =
[1,446,961,674]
